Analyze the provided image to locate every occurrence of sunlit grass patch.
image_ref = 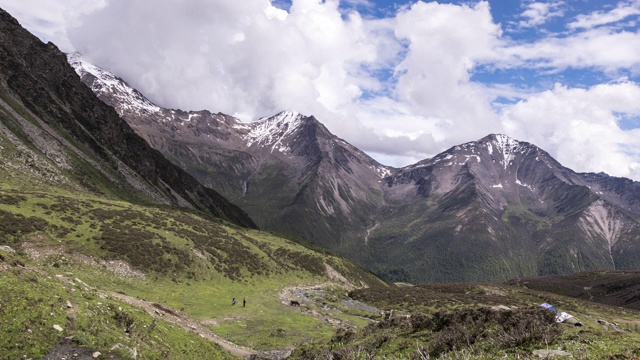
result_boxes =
[0,259,234,359]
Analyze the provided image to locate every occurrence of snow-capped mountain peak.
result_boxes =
[246,111,306,152]
[67,52,160,116]
[484,134,532,169]
[257,110,302,124]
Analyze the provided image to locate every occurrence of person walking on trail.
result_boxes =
[243,298,246,307]
[232,297,236,306]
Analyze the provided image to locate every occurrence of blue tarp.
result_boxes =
[540,302,558,313]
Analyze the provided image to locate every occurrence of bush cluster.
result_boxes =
[295,306,561,359]
[60,215,83,226]
[88,208,191,275]
[36,196,92,214]
[272,247,325,276]
[351,283,521,311]
[89,207,273,280]
[161,214,269,280]
[411,307,561,357]
[0,209,48,245]
[0,194,27,205]
[96,222,191,275]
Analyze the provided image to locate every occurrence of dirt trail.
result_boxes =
[106,291,256,358]
[21,244,255,357]
[279,281,380,331]
[21,246,373,359]
[109,282,368,358]
[280,282,355,330]
[53,273,257,358]
[278,282,332,305]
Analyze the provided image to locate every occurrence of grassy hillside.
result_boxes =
[0,184,385,359]
[294,282,640,358]
[0,250,234,359]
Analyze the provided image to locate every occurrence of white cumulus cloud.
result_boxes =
[497,27,640,75]
[501,82,640,179]
[0,0,104,51]
[518,1,564,28]
[568,0,640,30]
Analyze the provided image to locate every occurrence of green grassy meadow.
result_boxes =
[0,184,384,357]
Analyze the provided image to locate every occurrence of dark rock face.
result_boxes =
[0,8,255,229]
[69,48,640,283]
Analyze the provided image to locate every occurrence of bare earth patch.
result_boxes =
[21,241,146,279]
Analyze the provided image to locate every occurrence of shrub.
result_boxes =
[0,209,48,245]
[345,306,562,358]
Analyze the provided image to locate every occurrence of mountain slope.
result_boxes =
[0,8,255,228]
[70,54,640,283]
[506,270,640,310]
[370,134,640,282]
[68,56,391,249]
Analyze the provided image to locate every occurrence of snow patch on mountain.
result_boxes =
[245,111,304,153]
[232,121,251,130]
[67,52,160,116]
[371,165,392,178]
[515,178,535,191]
[491,134,528,170]
[465,155,481,164]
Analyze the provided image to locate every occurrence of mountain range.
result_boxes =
[69,51,640,283]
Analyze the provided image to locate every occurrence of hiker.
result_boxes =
[232,297,236,306]
[243,298,246,307]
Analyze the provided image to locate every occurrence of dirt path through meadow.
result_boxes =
[106,291,257,358]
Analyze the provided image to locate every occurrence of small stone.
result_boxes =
[53,324,63,332]
[533,349,572,358]
[0,245,15,253]
[66,301,73,308]
[92,351,101,358]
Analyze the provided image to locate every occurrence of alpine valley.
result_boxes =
[5,6,640,359]
[69,52,640,284]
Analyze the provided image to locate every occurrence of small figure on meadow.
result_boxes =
[232,297,236,306]
[243,298,246,307]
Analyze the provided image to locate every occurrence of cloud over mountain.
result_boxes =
[3,0,639,179]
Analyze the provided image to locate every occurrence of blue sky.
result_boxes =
[1,0,639,180]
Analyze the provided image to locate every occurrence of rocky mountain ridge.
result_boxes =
[0,9,255,228]
[69,52,640,283]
